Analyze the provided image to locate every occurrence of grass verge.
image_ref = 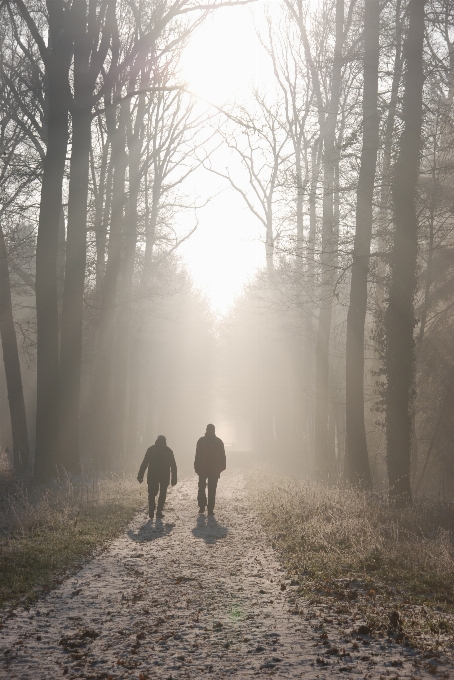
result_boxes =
[249,472,454,652]
[0,473,145,611]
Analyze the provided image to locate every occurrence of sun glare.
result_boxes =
[179,0,322,315]
[182,5,260,106]
[179,174,265,317]
[178,4,270,315]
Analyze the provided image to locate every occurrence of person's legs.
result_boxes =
[156,481,167,517]
[148,480,159,518]
[197,477,207,511]
[207,477,218,515]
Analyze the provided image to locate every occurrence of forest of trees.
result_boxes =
[0,0,453,506]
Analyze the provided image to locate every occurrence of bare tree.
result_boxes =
[59,0,116,473]
[345,0,380,489]
[384,0,426,506]
[0,110,32,471]
[125,73,216,461]
[206,93,292,274]
[285,0,358,479]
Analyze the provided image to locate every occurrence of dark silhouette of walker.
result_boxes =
[137,435,177,520]
[136,424,225,521]
[194,424,226,515]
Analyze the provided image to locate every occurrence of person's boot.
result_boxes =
[199,506,205,513]
[156,509,164,519]
[207,508,214,516]
[149,509,154,520]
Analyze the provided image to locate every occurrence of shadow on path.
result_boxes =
[127,519,174,543]
[192,515,228,544]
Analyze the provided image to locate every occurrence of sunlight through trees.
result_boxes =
[0,0,453,504]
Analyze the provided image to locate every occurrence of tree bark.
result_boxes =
[127,161,161,460]
[314,0,344,479]
[411,116,438,481]
[384,0,425,506]
[60,0,114,471]
[110,89,144,461]
[59,105,91,473]
[375,0,403,311]
[345,0,380,489]
[34,3,73,478]
[90,97,128,467]
[59,0,91,472]
[265,218,275,275]
[295,141,305,254]
[307,140,321,280]
[0,221,29,472]
[93,138,110,291]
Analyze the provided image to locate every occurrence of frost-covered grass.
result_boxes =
[0,472,145,609]
[250,473,454,648]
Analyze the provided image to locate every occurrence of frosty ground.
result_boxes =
[0,472,452,679]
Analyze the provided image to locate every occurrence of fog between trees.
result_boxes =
[0,0,453,505]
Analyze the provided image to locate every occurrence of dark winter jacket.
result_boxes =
[194,434,226,479]
[138,444,177,486]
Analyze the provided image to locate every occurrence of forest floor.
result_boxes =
[0,471,453,679]
[0,473,144,608]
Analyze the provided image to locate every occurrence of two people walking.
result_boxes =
[137,424,226,521]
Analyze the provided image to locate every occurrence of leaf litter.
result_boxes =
[0,472,452,678]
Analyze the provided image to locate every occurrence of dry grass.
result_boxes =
[0,471,145,610]
[0,448,13,473]
[249,472,454,650]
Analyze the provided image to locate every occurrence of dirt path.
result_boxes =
[0,472,451,679]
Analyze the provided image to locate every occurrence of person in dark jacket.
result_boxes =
[194,424,226,515]
[137,435,177,520]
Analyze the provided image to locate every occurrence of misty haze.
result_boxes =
[0,0,453,677]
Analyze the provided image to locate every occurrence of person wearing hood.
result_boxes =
[137,435,177,520]
[194,424,226,515]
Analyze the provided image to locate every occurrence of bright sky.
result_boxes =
[178,2,269,316]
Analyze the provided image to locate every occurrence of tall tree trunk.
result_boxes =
[307,140,320,280]
[293,138,310,465]
[57,209,66,320]
[314,0,344,479]
[127,334,141,457]
[59,106,91,473]
[128,171,161,459]
[303,140,321,469]
[59,0,92,472]
[295,142,305,254]
[376,0,403,311]
[34,7,73,478]
[92,138,110,290]
[127,137,159,452]
[96,150,114,295]
[345,0,380,489]
[111,97,144,461]
[0,221,29,472]
[411,116,438,481]
[384,0,425,506]
[60,0,114,471]
[265,218,275,275]
[328,157,341,475]
[91,98,128,467]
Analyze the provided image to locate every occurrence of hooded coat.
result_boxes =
[138,442,177,487]
[194,433,226,479]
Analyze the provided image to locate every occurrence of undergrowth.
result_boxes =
[250,473,454,651]
[0,472,145,610]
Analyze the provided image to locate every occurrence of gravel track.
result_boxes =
[0,472,452,679]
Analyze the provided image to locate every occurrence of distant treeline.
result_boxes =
[214,0,454,505]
